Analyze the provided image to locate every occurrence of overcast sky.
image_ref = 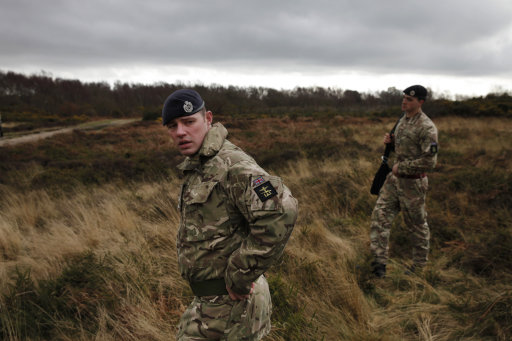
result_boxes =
[1,0,511,97]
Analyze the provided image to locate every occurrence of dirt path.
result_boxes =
[0,119,139,147]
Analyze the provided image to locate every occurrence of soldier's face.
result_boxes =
[401,95,423,114]
[167,110,213,156]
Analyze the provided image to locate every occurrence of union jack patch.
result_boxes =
[253,176,265,187]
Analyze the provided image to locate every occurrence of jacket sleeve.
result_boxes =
[224,162,298,295]
[397,123,438,175]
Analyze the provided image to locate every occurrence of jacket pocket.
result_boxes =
[182,181,230,241]
[184,181,218,205]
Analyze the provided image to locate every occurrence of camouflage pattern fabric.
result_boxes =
[177,275,271,340]
[370,110,438,267]
[176,123,298,340]
[394,110,438,176]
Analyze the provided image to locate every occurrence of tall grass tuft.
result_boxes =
[1,116,511,340]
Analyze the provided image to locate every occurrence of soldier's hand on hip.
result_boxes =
[392,163,399,176]
[227,282,254,301]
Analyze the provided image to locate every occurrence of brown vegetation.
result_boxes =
[2,70,511,135]
[1,113,511,340]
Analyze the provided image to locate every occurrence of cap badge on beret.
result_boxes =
[162,89,205,126]
[403,85,427,100]
[183,101,194,113]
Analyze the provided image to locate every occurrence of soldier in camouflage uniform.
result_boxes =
[162,89,298,340]
[370,85,438,278]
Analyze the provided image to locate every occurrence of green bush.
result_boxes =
[0,251,119,340]
[142,110,161,121]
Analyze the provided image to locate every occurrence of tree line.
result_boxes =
[1,70,511,124]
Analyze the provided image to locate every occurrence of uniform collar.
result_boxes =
[404,109,423,123]
[177,122,228,172]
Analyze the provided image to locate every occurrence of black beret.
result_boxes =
[162,89,205,126]
[403,85,427,100]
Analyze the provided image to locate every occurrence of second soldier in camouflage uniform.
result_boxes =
[370,85,438,277]
[162,89,298,340]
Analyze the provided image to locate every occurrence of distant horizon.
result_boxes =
[2,68,510,100]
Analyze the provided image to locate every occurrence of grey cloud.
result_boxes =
[1,0,511,77]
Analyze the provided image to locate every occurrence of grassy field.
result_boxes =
[0,115,511,340]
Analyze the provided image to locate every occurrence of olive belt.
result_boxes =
[189,278,228,297]
[398,173,426,179]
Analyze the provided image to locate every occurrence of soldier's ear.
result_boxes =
[205,111,213,127]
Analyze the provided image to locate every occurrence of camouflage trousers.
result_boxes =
[176,275,272,341]
[370,173,430,267]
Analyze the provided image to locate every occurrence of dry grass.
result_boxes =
[1,116,511,340]
[0,180,187,339]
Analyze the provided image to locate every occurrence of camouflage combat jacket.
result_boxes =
[394,110,438,175]
[176,123,298,295]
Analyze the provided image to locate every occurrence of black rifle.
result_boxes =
[370,113,404,195]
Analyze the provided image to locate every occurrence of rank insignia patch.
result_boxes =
[254,181,277,202]
[252,176,265,187]
[430,142,438,154]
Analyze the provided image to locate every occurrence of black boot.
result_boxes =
[371,261,386,278]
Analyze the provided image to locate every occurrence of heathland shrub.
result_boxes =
[142,110,161,121]
[1,115,511,340]
[462,226,512,277]
[267,274,321,341]
[0,251,119,339]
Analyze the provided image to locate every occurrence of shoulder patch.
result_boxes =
[254,181,277,202]
[430,142,438,154]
